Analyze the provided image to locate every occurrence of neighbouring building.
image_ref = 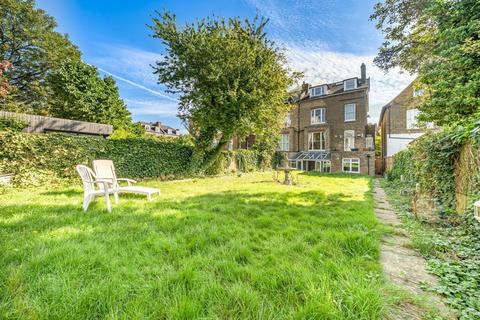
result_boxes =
[377,81,435,174]
[279,64,376,175]
[0,110,113,137]
[140,121,181,137]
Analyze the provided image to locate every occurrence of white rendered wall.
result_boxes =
[386,133,424,157]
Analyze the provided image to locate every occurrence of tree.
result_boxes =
[0,0,81,113]
[150,12,297,172]
[0,60,12,98]
[48,60,133,130]
[371,0,480,127]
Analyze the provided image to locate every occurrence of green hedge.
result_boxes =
[0,132,267,186]
[386,130,463,212]
[0,132,193,185]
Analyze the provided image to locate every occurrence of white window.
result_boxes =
[406,108,421,129]
[155,127,161,133]
[322,160,331,173]
[314,161,331,172]
[344,103,356,122]
[310,108,326,124]
[413,89,424,97]
[278,134,289,151]
[308,132,326,151]
[310,85,327,97]
[344,130,355,151]
[284,113,291,127]
[344,78,357,91]
[144,125,151,131]
[343,158,360,173]
[365,136,374,149]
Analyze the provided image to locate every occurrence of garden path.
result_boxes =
[373,180,456,320]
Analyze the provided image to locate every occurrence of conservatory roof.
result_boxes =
[290,151,331,161]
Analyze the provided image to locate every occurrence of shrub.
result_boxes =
[0,132,192,186]
[0,132,267,186]
[0,118,28,132]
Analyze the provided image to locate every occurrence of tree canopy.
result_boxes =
[371,0,480,127]
[0,0,81,113]
[48,60,133,130]
[151,12,297,171]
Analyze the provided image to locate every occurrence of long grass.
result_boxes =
[0,172,383,319]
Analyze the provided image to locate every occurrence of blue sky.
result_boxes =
[36,0,414,130]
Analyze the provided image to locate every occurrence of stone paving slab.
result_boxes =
[373,180,456,319]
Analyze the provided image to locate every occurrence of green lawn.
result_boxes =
[0,172,383,319]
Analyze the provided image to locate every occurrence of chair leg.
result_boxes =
[147,194,152,201]
[83,195,92,211]
[104,191,112,213]
[114,191,119,205]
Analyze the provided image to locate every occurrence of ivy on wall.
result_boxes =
[0,132,266,186]
[387,130,465,212]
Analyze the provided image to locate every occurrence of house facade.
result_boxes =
[279,64,375,175]
[377,81,434,173]
[140,121,181,138]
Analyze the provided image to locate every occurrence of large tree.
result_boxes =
[151,12,297,172]
[48,60,133,130]
[0,0,81,113]
[371,0,480,127]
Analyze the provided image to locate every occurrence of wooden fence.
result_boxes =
[0,110,112,136]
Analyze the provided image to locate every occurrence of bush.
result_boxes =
[0,118,28,132]
[0,132,268,186]
[387,130,464,212]
[0,132,192,185]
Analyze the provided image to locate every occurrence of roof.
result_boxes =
[140,121,178,131]
[299,77,370,102]
[289,151,331,161]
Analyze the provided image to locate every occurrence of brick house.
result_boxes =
[377,81,434,173]
[140,121,181,137]
[279,64,375,175]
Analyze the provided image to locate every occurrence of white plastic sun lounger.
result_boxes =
[76,165,116,212]
[92,159,160,201]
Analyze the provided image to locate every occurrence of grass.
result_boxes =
[0,172,384,319]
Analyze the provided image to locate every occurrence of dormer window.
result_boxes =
[144,125,151,131]
[155,127,161,133]
[343,78,357,91]
[310,85,327,97]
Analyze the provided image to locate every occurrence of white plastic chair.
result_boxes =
[92,159,160,201]
[76,165,115,212]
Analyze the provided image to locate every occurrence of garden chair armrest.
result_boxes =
[117,178,137,186]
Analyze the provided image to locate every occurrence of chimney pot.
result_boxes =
[361,63,366,82]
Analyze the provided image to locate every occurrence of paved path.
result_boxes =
[373,180,456,319]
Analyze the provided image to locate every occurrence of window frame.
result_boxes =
[278,133,289,151]
[406,108,421,129]
[284,113,291,127]
[343,78,357,91]
[344,103,356,122]
[308,131,326,151]
[344,130,355,151]
[342,158,360,174]
[365,136,374,149]
[310,108,326,124]
[413,89,424,97]
[310,85,327,97]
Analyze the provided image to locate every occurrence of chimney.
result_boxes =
[301,82,310,95]
[361,63,366,83]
